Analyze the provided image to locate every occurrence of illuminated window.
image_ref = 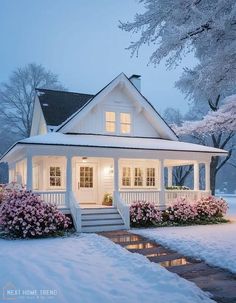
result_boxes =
[146,168,155,186]
[50,166,61,187]
[134,168,143,186]
[80,166,93,188]
[122,167,131,186]
[120,113,131,134]
[105,112,116,132]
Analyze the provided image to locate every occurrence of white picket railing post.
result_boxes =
[69,191,81,232]
[34,191,66,207]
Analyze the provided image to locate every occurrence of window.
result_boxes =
[120,113,131,134]
[146,168,155,186]
[80,166,93,188]
[134,168,143,186]
[49,166,61,187]
[105,111,116,132]
[122,167,131,186]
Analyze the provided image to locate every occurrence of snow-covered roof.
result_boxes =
[1,133,227,161]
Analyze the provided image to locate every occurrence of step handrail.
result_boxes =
[69,191,81,232]
[114,191,130,229]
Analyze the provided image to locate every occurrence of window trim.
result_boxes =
[120,112,132,135]
[120,162,158,189]
[104,109,132,135]
[105,111,116,133]
[47,162,65,190]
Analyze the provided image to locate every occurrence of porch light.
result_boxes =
[82,157,87,163]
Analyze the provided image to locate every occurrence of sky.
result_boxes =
[0,0,196,114]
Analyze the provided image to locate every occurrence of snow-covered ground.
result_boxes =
[0,234,214,303]
[132,196,236,274]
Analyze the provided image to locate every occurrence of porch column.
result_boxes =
[193,162,199,191]
[26,155,33,190]
[66,155,73,203]
[159,159,165,208]
[167,167,173,187]
[205,162,211,192]
[113,157,119,193]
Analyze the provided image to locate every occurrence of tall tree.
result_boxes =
[0,63,65,138]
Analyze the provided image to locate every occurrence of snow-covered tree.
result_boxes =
[0,63,65,137]
[173,95,236,193]
[120,0,236,105]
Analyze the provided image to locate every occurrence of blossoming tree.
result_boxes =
[173,96,236,194]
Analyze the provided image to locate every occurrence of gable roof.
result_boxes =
[56,73,178,140]
[36,88,94,126]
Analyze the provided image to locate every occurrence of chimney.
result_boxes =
[129,74,141,91]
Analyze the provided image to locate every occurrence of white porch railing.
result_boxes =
[114,191,130,229]
[119,190,160,205]
[165,190,211,206]
[35,191,67,207]
[69,191,81,232]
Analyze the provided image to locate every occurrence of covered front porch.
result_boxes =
[9,154,211,209]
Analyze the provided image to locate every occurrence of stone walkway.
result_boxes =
[98,230,236,303]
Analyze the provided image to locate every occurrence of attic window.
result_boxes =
[120,113,131,134]
[105,112,116,133]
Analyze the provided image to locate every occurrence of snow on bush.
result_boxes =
[0,189,71,238]
[195,196,228,219]
[165,198,198,223]
[130,201,162,227]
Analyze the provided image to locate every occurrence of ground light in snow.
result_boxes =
[132,197,236,274]
[0,234,215,303]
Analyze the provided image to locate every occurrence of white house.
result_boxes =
[0,73,227,232]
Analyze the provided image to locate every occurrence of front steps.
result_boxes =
[81,207,126,232]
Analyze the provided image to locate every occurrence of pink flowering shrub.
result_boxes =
[130,201,162,227]
[0,190,71,238]
[195,196,228,219]
[165,197,198,223]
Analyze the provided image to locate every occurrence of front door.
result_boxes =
[76,163,97,204]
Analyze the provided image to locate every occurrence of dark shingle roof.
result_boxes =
[36,88,94,126]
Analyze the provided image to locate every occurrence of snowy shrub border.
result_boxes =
[0,188,72,239]
[130,196,229,228]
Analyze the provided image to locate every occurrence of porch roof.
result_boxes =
[1,133,227,161]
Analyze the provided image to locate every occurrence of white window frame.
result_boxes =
[120,161,158,189]
[120,112,132,135]
[104,108,132,135]
[46,161,65,190]
[105,111,116,133]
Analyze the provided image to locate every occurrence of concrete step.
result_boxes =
[82,224,126,233]
[82,213,121,220]
[82,218,124,226]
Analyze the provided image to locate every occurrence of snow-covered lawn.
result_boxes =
[0,234,214,303]
[132,196,236,274]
